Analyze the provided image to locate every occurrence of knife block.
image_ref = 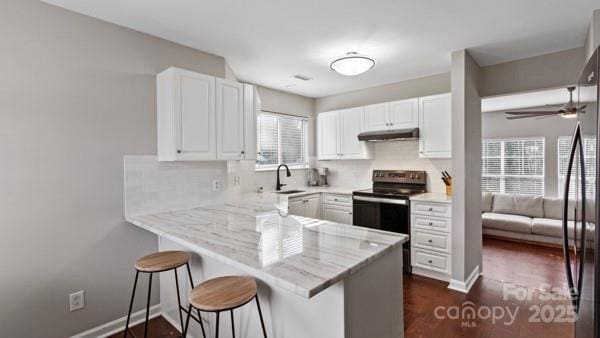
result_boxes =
[445,183,452,196]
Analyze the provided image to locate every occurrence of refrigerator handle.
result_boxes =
[575,124,587,312]
[562,123,580,307]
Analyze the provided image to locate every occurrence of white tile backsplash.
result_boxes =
[124,155,228,216]
[316,141,451,193]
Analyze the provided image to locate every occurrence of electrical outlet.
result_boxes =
[212,179,221,192]
[234,175,241,186]
[69,290,85,312]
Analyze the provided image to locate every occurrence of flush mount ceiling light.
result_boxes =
[330,52,375,76]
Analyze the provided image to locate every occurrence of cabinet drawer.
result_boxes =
[413,229,450,253]
[412,202,451,217]
[413,215,451,232]
[322,193,352,206]
[412,248,450,274]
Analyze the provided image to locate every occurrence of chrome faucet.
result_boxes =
[276,164,291,191]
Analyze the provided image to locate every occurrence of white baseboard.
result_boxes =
[71,304,162,338]
[448,265,480,293]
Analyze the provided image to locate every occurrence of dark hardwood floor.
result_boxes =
[115,237,574,338]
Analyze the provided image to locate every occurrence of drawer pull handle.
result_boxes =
[428,222,433,226]
[428,207,433,211]
[428,260,433,264]
[334,198,338,201]
[428,239,433,243]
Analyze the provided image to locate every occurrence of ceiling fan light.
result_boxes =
[330,52,375,76]
[561,113,577,119]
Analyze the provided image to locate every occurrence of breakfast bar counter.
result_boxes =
[126,191,407,338]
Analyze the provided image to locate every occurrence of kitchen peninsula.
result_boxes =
[126,191,407,338]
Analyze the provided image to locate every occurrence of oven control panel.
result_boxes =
[372,170,427,184]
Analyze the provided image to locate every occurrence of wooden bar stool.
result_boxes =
[182,276,267,338]
[124,251,206,338]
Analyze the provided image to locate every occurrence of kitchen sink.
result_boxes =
[276,190,305,194]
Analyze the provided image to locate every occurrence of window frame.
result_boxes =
[255,111,309,171]
[481,137,545,196]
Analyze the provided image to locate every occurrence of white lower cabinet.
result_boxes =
[321,193,353,224]
[288,194,321,218]
[410,199,452,281]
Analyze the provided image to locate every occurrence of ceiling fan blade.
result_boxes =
[506,114,551,120]
[505,110,558,115]
[578,104,587,111]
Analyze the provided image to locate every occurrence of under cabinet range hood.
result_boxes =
[357,128,419,142]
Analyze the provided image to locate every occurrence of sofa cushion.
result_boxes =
[532,218,595,239]
[482,192,493,213]
[482,212,532,234]
[543,198,596,222]
[491,194,544,218]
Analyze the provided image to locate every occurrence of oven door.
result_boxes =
[352,195,411,272]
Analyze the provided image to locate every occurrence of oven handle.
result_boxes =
[352,196,408,205]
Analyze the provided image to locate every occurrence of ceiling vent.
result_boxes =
[293,74,313,81]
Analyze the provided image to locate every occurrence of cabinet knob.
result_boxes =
[177,149,182,154]
[241,150,245,155]
[428,207,433,211]
[334,198,338,201]
[428,222,433,226]
[428,239,433,243]
[390,123,394,126]
[348,212,353,215]
[428,260,433,264]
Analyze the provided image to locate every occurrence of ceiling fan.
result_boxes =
[505,86,587,120]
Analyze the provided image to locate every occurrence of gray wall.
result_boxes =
[0,0,225,337]
[479,48,585,97]
[451,50,483,285]
[482,108,577,197]
[314,73,451,113]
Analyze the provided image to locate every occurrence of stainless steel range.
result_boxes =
[352,170,427,273]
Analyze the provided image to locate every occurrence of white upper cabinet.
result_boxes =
[317,108,372,160]
[216,78,244,160]
[157,68,216,161]
[157,67,257,162]
[363,98,418,132]
[418,93,452,158]
[388,98,418,129]
[363,103,389,131]
[317,111,340,160]
[339,107,367,159]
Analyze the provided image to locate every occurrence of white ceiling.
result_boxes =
[42,0,598,98]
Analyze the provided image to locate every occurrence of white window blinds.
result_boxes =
[481,138,545,196]
[558,136,596,199]
[256,112,308,168]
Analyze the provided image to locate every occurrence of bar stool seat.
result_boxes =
[183,275,268,338]
[134,250,192,273]
[190,276,257,311]
[125,250,205,338]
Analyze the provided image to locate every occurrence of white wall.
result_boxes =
[0,0,226,337]
[584,9,600,62]
[482,108,577,197]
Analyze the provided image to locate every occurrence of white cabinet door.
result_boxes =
[317,111,340,160]
[216,78,244,160]
[322,205,353,224]
[419,93,451,158]
[242,84,259,160]
[304,194,321,219]
[363,103,389,131]
[388,98,418,129]
[288,198,305,217]
[339,107,365,159]
[158,69,216,161]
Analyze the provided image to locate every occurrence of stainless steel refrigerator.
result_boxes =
[564,47,599,338]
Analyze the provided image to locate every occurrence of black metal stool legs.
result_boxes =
[255,295,268,338]
[124,271,139,338]
[230,310,235,338]
[144,273,153,338]
[182,304,193,337]
[174,269,185,333]
[215,312,220,338]
[186,263,206,338]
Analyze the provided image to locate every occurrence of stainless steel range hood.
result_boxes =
[357,128,419,142]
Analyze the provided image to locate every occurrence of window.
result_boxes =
[481,138,545,196]
[558,136,596,199]
[256,112,308,169]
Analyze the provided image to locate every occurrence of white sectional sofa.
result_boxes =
[482,192,595,246]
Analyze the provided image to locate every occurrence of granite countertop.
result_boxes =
[126,190,407,299]
[410,192,452,203]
